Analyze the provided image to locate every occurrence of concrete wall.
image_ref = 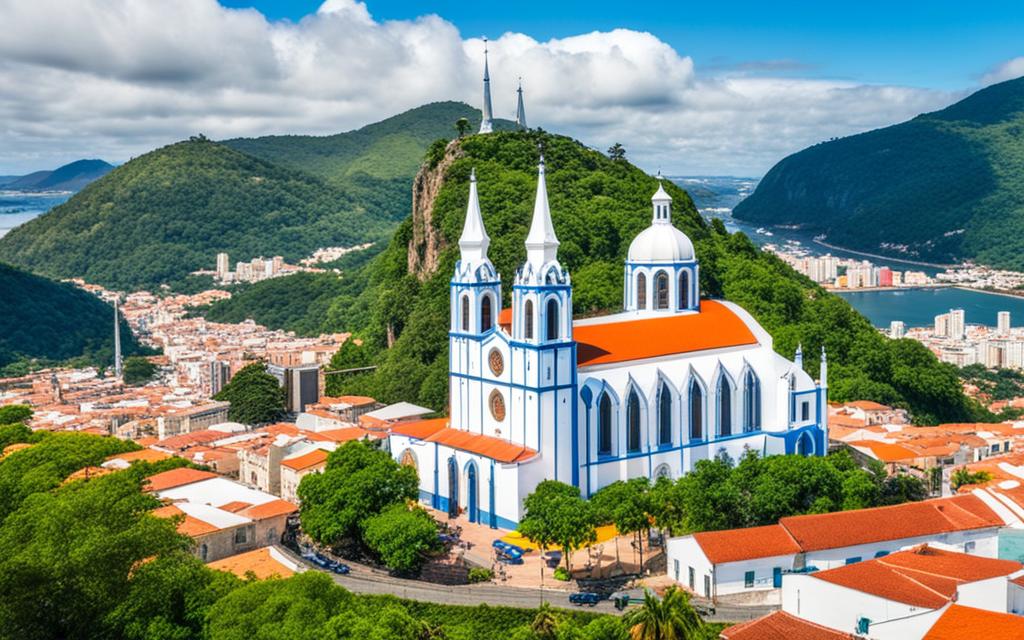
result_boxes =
[195,513,290,563]
[782,573,932,637]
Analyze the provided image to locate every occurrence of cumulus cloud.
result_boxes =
[982,57,1024,86]
[0,0,970,175]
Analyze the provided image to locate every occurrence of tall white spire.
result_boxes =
[515,77,527,129]
[113,297,123,379]
[525,153,559,269]
[479,38,494,134]
[651,171,672,224]
[819,346,828,388]
[459,168,490,264]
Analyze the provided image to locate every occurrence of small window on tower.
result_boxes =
[524,300,534,339]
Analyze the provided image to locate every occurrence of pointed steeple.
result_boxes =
[515,78,527,130]
[651,171,672,224]
[819,346,828,388]
[459,168,490,264]
[525,152,559,270]
[479,38,494,134]
[794,343,803,368]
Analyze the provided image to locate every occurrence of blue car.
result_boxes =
[330,562,351,575]
[569,592,601,607]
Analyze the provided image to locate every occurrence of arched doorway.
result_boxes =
[797,432,814,456]
[466,463,479,523]
[447,457,459,517]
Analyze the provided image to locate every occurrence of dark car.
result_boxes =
[496,550,524,565]
[569,592,601,607]
[330,562,351,575]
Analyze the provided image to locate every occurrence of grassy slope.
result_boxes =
[328,131,985,424]
[0,138,387,290]
[733,76,1024,268]
[0,262,140,369]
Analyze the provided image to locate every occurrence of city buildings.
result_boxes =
[900,308,1024,369]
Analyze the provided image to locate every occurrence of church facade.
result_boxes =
[388,160,828,530]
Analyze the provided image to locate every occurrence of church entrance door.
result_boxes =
[467,463,478,523]
[447,457,459,517]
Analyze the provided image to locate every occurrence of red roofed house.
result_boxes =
[389,168,828,529]
[667,494,1007,601]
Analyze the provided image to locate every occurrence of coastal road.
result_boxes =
[281,548,774,621]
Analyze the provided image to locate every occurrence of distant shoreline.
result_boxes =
[811,238,959,269]
[835,285,1024,302]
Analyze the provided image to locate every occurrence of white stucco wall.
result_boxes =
[782,573,933,636]
[802,527,1000,570]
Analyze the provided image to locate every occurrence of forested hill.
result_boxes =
[733,75,1024,269]
[0,263,141,373]
[223,101,513,222]
[325,130,987,424]
[0,138,389,290]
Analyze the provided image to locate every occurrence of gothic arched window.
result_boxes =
[689,379,703,440]
[679,271,689,309]
[524,300,534,340]
[636,273,647,310]
[598,392,613,455]
[546,298,560,340]
[718,374,732,437]
[658,382,672,446]
[480,295,493,332]
[461,295,470,332]
[627,389,641,452]
[743,369,761,432]
[655,271,669,310]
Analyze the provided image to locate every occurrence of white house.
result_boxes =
[667,494,1006,600]
[389,158,828,529]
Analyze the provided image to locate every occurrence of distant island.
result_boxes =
[0,159,113,192]
[733,75,1024,271]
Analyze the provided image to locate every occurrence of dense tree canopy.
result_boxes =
[214,362,286,425]
[519,480,597,571]
[122,356,157,385]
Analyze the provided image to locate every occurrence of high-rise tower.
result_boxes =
[479,39,494,134]
[113,297,123,379]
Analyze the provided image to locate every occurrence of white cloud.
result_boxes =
[0,0,972,176]
[982,57,1024,86]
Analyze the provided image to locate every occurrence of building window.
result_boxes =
[845,557,861,565]
[234,528,248,545]
[480,295,493,332]
[704,575,711,598]
[598,392,613,456]
[717,374,732,437]
[267,528,277,543]
[200,544,208,561]
[636,273,647,309]
[627,389,641,452]
[524,300,534,339]
[461,295,470,332]
[679,271,689,309]
[801,401,810,422]
[655,271,669,309]
[658,382,672,446]
[546,298,560,340]
[689,566,695,589]
[489,389,506,422]
[743,370,761,432]
[744,571,755,588]
[673,559,680,581]
[250,471,257,485]
[965,541,976,553]
[689,379,703,440]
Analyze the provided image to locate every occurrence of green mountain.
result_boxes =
[0,262,140,372]
[0,138,388,290]
[223,101,511,222]
[321,130,985,424]
[3,159,113,192]
[733,76,1024,268]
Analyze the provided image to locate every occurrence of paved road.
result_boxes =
[282,548,775,621]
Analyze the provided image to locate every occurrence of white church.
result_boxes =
[387,46,828,530]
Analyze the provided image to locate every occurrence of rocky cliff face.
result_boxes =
[407,140,463,281]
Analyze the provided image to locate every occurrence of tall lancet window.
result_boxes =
[480,295,493,332]
[598,392,613,456]
[743,370,761,432]
[461,295,470,332]
[658,382,672,446]
[689,379,703,440]
[636,273,647,309]
[546,298,560,340]
[679,271,689,309]
[627,389,641,452]
[524,300,534,339]
[717,374,732,437]
[655,271,669,310]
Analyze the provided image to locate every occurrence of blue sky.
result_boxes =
[220,0,1024,89]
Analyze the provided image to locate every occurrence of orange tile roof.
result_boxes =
[812,546,1020,608]
[498,308,513,331]
[63,466,115,484]
[239,499,298,520]
[315,427,375,443]
[779,495,1003,552]
[848,440,919,463]
[721,611,852,640]
[392,419,537,463]
[845,400,892,411]
[924,605,1024,640]
[217,501,253,513]
[338,395,376,406]
[281,448,329,471]
[693,525,801,564]
[207,547,295,580]
[144,468,218,492]
[151,504,219,537]
[156,430,227,450]
[574,300,757,367]
[105,448,171,464]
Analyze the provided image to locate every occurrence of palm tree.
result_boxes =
[607,142,626,161]
[623,587,703,640]
[455,117,470,138]
[530,602,559,640]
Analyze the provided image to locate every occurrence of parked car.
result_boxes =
[692,601,716,617]
[569,591,601,607]
[330,562,351,575]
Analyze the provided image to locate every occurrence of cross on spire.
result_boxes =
[479,37,494,134]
